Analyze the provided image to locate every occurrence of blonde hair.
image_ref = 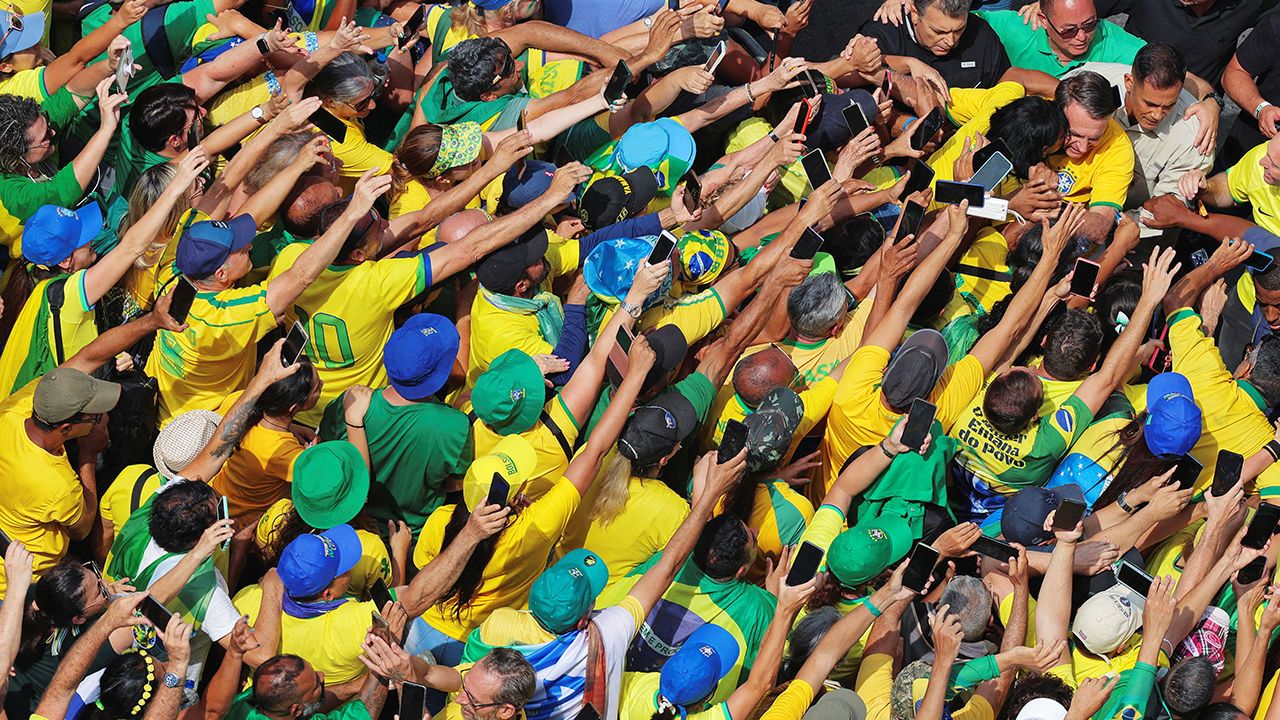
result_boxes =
[451,3,491,37]
[590,448,634,525]
[391,124,445,199]
[120,163,191,270]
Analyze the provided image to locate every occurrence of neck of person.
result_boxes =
[260,413,294,431]
[382,385,417,406]
[23,417,65,455]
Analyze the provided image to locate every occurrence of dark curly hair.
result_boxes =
[1000,672,1074,720]
[18,560,92,664]
[0,94,47,173]
[149,481,216,553]
[693,515,751,580]
[446,37,512,102]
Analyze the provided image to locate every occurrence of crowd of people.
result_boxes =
[6,0,1280,718]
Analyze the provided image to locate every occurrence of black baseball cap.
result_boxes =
[578,168,659,231]
[476,227,549,292]
[617,390,698,466]
[881,329,949,410]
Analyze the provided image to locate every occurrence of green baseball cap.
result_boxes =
[473,350,544,436]
[291,441,370,529]
[825,514,914,587]
[529,549,609,633]
[33,368,120,424]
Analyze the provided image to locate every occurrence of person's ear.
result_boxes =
[1123,73,1134,96]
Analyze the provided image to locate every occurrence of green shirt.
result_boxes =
[318,388,473,535]
[0,89,89,256]
[112,79,183,195]
[225,689,373,720]
[976,10,1146,77]
[82,0,218,84]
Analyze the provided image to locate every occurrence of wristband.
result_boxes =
[767,131,780,143]
[744,82,757,103]
[1258,101,1273,120]
[901,116,917,132]
[1265,439,1280,462]
[864,597,883,618]
[345,420,365,428]
[878,441,897,459]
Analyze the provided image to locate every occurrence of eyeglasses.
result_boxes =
[459,673,511,710]
[1041,13,1098,39]
[490,51,516,90]
[82,561,109,601]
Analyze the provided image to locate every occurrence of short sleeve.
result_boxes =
[1235,13,1280,75]
[935,355,984,431]
[0,165,86,225]
[374,255,430,308]
[163,0,218,54]
[834,345,891,404]
[525,477,582,541]
[1167,309,1235,396]
[1229,145,1264,204]
[650,288,727,346]
[412,505,452,570]
[758,680,816,720]
[799,505,846,552]
[675,371,716,422]
[797,377,837,438]
[334,128,395,180]
[1087,124,1135,210]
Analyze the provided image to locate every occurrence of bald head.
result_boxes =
[437,209,492,245]
[283,176,342,240]
[731,347,798,407]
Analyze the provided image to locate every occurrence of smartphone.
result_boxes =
[648,231,677,266]
[577,705,602,720]
[704,40,727,74]
[1146,325,1170,372]
[1052,499,1087,530]
[786,541,824,586]
[1113,559,1153,597]
[1069,258,1101,299]
[910,108,945,152]
[718,419,748,464]
[900,398,935,452]
[901,160,935,199]
[603,60,633,106]
[901,543,942,592]
[1109,84,1123,109]
[842,101,869,136]
[968,152,1013,193]
[309,106,348,143]
[793,97,819,138]
[801,149,832,189]
[168,275,198,325]
[667,0,679,8]
[880,69,892,98]
[1243,503,1280,549]
[799,69,823,99]
[400,682,427,720]
[0,527,10,556]
[935,180,984,206]
[140,596,173,629]
[606,324,634,388]
[790,227,824,260]
[282,320,308,366]
[398,4,426,50]
[487,473,511,509]
[971,536,1018,563]
[217,495,231,549]
[971,139,1010,175]
[115,43,134,94]
[1246,250,1275,273]
[1213,450,1244,497]
[1239,556,1269,585]
[1170,454,1203,491]
[370,578,394,610]
[893,201,926,245]
[683,173,702,212]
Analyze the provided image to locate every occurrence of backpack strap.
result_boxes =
[131,469,159,512]
[141,6,178,78]
[540,410,573,460]
[46,277,69,366]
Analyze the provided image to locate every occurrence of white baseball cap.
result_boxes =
[1072,584,1144,655]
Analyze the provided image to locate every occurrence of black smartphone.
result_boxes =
[140,596,173,628]
[910,108,945,152]
[801,149,832,188]
[893,201,926,245]
[648,231,677,266]
[282,320,308,366]
[901,160,935,199]
[934,180,984,206]
[1113,559,1153,596]
[1243,503,1280,549]
[718,419,748,464]
[168,275,198,325]
[309,106,348,143]
[900,398,936,452]
[606,324,634,388]
[901,543,942,592]
[786,541,824,586]
[1170,454,1203,491]
[1069,258,1101,299]
[971,139,1010,174]
[487,473,510,509]
[842,101,869,136]
[400,682,427,720]
[0,527,10,556]
[683,173,702,212]
[1052,499,1087,530]
[790,227,824,260]
[1246,250,1275,273]
[971,536,1018,563]
[398,4,426,50]
[667,0,679,8]
[799,69,823,99]
[1239,556,1269,584]
[603,60,632,106]
[1109,84,1123,109]
[370,578,394,610]
[1213,450,1244,497]
[577,705,602,720]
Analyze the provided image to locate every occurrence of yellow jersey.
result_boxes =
[0,269,98,396]
[234,583,377,683]
[1048,119,1135,211]
[471,393,581,501]
[1228,142,1280,236]
[211,391,302,518]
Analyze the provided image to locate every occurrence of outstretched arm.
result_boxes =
[396,505,509,616]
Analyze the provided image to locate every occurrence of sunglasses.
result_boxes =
[490,51,516,90]
[1041,13,1098,39]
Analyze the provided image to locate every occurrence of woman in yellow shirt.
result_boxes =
[306,51,395,191]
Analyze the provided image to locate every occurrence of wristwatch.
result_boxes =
[256,34,271,55]
[162,672,182,689]
[620,301,642,319]
[251,105,267,124]
[1117,490,1137,514]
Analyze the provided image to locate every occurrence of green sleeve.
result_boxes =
[0,165,85,221]
[1094,663,1157,720]
[164,0,219,55]
[44,87,82,130]
[948,655,1000,693]
[322,698,374,720]
[1102,21,1146,65]
[676,371,717,422]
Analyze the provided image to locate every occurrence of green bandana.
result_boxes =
[480,286,565,346]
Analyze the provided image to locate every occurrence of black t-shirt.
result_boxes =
[1233,9,1280,131]
[1097,0,1278,89]
[860,14,1011,89]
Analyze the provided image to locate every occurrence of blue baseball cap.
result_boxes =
[278,523,362,598]
[502,160,573,210]
[658,624,741,710]
[176,214,257,280]
[0,10,45,58]
[614,119,695,193]
[1145,373,1202,459]
[384,313,459,401]
[22,203,104,267]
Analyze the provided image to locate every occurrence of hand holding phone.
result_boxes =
[282,321,309,366]
[487,473,511,509]
[899,399,935,452]
[1212,450,1243,497]
[648,232,677,266]
[718,420,748,464]
[1069,258,1100,299]
[786,541,824,586]
[901,543,941,592]
[167,276,198,325]
[603,60,633,106]
[1051,499,1086,531]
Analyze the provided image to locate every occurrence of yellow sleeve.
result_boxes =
[797,377,838,438]
[834,345,892,404]
[413,505,453,569]
[525,477,582,541]
[1084,122,1135,210]
[855,653,896,720]
[1167,309,1236,398]
[758,681,816,720]
[1229,144,1266,204]
[0,68,48,101]
[373,255,430,309]
[945,82,1026,126]
[953,695,995,720]
[334,128,395,180]
[935,355,985,431]
[800,505,846,552]
[616,594,646,627]
[546,393,583,445]
[647,288,728,346]
[546,236,581,278]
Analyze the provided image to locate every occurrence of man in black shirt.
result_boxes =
[860,0,1014,89]
[1222,9,1280,167]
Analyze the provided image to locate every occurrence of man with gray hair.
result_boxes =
[448,648,537,720]
[900,574,995,664]
[860,0,1016,89]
